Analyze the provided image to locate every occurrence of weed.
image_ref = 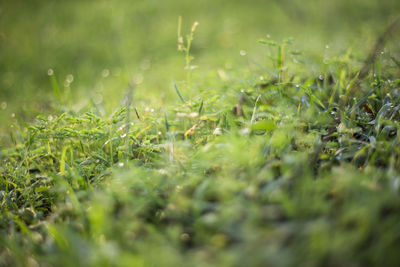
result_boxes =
[177,17,199,91]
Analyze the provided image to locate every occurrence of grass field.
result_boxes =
[1,1,400,266]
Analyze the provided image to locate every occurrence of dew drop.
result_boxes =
[140,59,151,70]
[102,69,110,77]
[93,93,103,105]
[240,127,250,135]
[133,74,144,85]
[66,74,74,83]
[189,112,199,118]
[213,127,222,135]
[240,50,247,56]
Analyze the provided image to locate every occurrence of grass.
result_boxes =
[2,1,400,266]
[1,0,399,127]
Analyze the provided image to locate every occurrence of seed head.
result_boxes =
[178,36,183,51]
[191,21,199,33]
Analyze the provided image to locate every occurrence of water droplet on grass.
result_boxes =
[240,127,250,135]
[240,50,247,56]
[93,93,103,105]
[213,127,222,135]
[66,74,74,83]
[133,74,143,85]
[102,69,110,77]
[140,59,151,70]
[47,69,54,76]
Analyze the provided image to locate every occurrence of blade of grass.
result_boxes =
[174,81,186,103]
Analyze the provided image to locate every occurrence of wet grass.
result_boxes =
[2,27,400,265]
[2,1,400,266]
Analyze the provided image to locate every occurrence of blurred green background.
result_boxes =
[1,0,399,131]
